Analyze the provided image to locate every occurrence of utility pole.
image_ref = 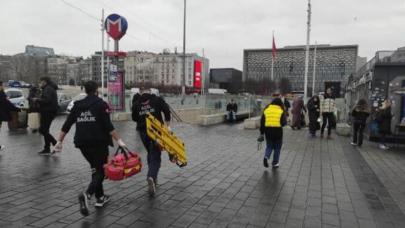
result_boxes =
[107,36,110,101]
[101,9,105,96]
[202,48,205,95]
[312,41,317,96]
[271,30,274,81]
[303,0,311,102]
[182,0,187,95]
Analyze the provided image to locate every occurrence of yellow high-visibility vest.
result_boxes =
[264,105,283,127]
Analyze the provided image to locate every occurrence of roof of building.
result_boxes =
[244,44,358,52]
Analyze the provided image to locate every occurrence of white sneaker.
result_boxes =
[147,177,156,197]
[0,145,5,151]
[350,142,357,146]
[379,144,389,150]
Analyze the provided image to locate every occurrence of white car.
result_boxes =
[66,93,87,112]
[5,88,27,108]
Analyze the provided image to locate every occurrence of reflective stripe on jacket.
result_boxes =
[264,105,283,127]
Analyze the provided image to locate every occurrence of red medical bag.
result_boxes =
[104,147,142,181]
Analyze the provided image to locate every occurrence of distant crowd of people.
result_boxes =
[257,87,396,170]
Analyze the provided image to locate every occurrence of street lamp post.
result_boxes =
[303,0,311,102]
[182,0,187,95]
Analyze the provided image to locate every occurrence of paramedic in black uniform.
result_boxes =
[132,87,171,197]
[54,81,127,216]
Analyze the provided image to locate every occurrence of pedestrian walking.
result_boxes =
[226,99,238,123]
[307,95,321,137]
[351,99,370,147]
[258,98,287,169]
[0,81,20,151]
[375,100,392,150]
[283,96,291,117]
[28,86,41,113]
[291,96,306,130]
[33,77,59,155]
[54,81,127,216]
[132,87,171,197]
[320,87,336,139]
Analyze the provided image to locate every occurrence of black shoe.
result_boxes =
[95,195,110,208]
[168,154,176,163]
[263,158,269,168]
[78,192,90,216]
[272,162,280,169]
[38,149,52,156]
[147,177,156,197]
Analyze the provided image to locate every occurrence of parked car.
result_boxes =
[8,80,22,88]
[66,93,87,113]
[5,88,27,108]
[57,93,72,113]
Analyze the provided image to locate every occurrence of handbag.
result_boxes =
[28,112,40,129]
[104,147,142,181]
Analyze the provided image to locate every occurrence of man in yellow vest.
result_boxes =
[258,98,287,168]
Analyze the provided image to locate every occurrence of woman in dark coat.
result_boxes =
[376,100,392,150]
[291,96,306,130]
[0,81,20,151]
[307,95,320,137]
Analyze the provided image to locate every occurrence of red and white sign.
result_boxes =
[104,14,128,41]
[194,60,202,91]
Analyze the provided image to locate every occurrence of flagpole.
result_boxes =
[101,9,105,96]
[271,30,274,81]
[312,41,317,96]
[304,0,311,103]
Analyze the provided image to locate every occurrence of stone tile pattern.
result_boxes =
[0,116,404,228]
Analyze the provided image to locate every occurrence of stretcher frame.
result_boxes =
[146,113,187,167]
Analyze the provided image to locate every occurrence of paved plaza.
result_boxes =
[1,117,405,228]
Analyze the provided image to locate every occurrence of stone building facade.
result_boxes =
[243,45,358,95]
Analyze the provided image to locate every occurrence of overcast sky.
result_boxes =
[1,0,404,69]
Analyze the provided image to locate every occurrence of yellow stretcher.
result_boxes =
[146,114,187,167]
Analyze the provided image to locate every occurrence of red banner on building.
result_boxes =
[194,60,202,91]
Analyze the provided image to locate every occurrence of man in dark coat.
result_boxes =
[226,99,238,122]
[33,77,59,155]
[132,87,171,197]
[0,81,20,151]
[307,95,320,137]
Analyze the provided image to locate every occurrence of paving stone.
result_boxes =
[1,119,405,227]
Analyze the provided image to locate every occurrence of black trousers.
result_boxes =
[39,112,57,150]
[353,122,365,146]
[139,131,161,182]
[79,145,109,198]
[321,112,334,136]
